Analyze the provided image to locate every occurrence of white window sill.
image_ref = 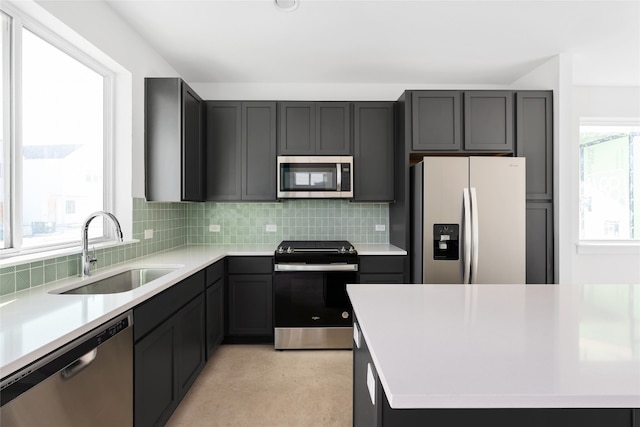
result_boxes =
[576,241,640,255]
[0,239,139,269]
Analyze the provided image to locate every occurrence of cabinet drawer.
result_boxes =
[227,256,273,274]
[206,260,225,287]
[358,256,405,274]
[134,270,205,341]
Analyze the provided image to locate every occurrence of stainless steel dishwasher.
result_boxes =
[0,311,133,427]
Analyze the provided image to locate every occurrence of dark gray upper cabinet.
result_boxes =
[278,101,351,155]
[278,102,315,154]
[205,101,276,201]
[205,101,242,201]
[242,102,277,201]
[145,77,204,202]
[516,91,553,200]
[353,102,395,202]
[316,102,351,154]
[463,91,514,152]
[411,91,462,151]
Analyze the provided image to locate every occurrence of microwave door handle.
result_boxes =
[336,163,341,191]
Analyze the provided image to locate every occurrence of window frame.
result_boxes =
[578,117,640,245]
[0,3,116,258]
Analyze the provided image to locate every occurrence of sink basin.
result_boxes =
[61,268,177,295]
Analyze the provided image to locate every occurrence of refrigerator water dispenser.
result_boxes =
[433,224,459,260]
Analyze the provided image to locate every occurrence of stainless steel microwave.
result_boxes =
[277,156,353,199]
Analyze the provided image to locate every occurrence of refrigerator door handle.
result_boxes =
[463,188,472,285]
[470,187,479,284]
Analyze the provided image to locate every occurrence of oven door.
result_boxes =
[273,266,356,328]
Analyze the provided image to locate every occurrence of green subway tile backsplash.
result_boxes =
[186,200,389,245]
[1,197,388,296]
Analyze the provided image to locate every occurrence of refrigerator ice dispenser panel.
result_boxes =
[433,224,459,260]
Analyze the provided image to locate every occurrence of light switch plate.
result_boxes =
[144,229,153,239]
[209,224,221,232]
[375,224,386,232]
[265,224,277,232]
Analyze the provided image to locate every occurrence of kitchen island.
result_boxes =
[348,283,640,426]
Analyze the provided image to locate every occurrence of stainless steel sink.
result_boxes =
[61,268,177,295]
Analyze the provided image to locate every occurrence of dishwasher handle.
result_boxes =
[61,349,98,380]
[275,263,358,272]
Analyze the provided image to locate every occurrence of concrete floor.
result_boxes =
[166,344,353,427]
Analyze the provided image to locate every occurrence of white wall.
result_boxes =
[191,82,509,101]
[30,0,180,208]
[571,86,640,284]
[512,57,640,284]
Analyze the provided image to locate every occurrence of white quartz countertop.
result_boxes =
[0,243,404,378]
[347,283,640,409]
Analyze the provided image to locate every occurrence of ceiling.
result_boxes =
[105,0,640,87]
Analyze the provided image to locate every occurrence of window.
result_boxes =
[579,120,640,240]
[1,6,113,256]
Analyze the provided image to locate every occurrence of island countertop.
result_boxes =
[347,283,640,409]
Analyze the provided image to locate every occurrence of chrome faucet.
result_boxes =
[81,211,123,277]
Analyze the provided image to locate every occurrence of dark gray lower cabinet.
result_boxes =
[134,272,206,427]
[358,256,407,284]
[353,318,382,427]
[526,202,554,284]
[226,257,274,341]
[134,318,175,427]
[205,261,225,358]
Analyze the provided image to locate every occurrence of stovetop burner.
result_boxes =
[276,240,356,255]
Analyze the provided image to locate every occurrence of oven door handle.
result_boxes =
[274,264,359,272]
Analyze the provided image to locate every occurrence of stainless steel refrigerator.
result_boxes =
[411,156,526,284]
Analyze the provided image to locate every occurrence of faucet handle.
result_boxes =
[89,247,97,264]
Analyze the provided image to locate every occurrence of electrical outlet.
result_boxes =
[209,224,221,232]
[144,229,153,239]
[265,224,277,232]
[375,224,386,232]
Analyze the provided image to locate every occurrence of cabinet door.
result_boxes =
[135,320,177,427]
[206,278,225,358]
[205,101,242,201]
[242,102,277,201]
[411,91,462,151]
[228,274,273,336]
[175,295,206,399]
[181,82,204,201]
[278,102,315,155]
[526,202,554,284]
[464,91,514,152]
[516,91,553,200]
[146,77,204,202]
[353,102,395,202]
[316,102,351,154]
